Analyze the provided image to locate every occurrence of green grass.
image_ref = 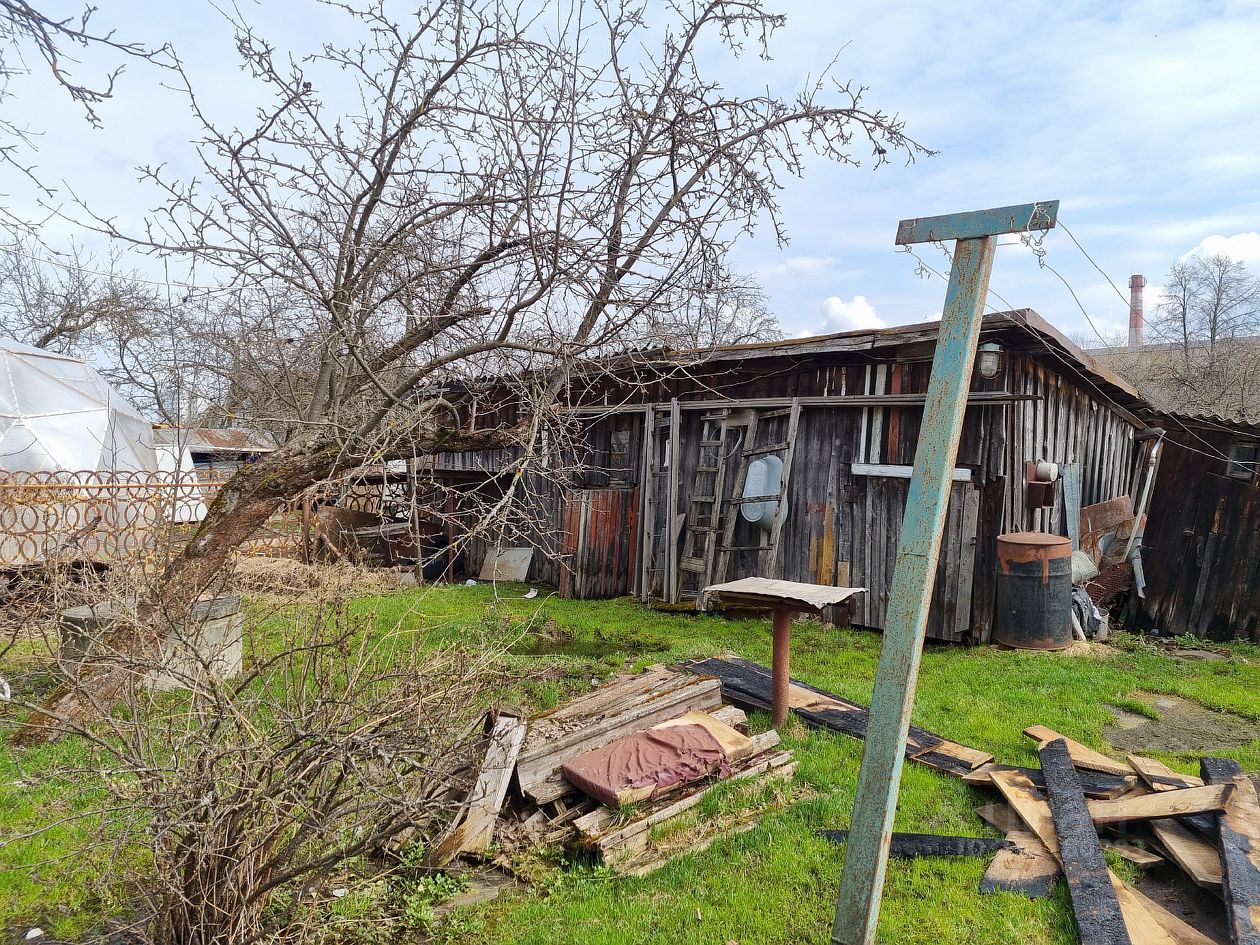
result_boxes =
[3,582,1260,943]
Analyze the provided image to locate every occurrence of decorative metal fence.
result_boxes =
[0,470,303,568]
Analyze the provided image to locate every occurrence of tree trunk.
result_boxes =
[16,423,520,743]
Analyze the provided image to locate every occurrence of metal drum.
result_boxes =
[994,531,1073,650]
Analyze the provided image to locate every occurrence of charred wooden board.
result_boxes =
[1026,725,1134,777]
[1040,739,1133,945]
[1200,757,1244,785]
[964,762,1135,800]
[816,831,1012,858]
[1217,775,1260,945]
[683,656,992,776]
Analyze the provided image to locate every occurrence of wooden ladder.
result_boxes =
[675,411,735,601]
[712,398,802,585]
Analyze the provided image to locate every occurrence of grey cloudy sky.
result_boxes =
[6,0,1260,344]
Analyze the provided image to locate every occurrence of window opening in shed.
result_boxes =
[1226,441,1257,481]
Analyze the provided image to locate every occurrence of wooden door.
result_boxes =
[846,474,980,641]
[559,488,640,599]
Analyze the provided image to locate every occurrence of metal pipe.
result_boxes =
[1124,437,1162,562]
[771,606,792,728]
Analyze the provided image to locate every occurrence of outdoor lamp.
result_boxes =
[976,341,1004,379]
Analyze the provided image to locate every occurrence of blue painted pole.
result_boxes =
[831,201,1058,945]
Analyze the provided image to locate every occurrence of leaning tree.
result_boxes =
[24,0,924,737]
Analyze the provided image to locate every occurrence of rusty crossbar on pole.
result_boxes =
[831,200,1059,945]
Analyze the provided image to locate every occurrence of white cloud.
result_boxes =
[818,295,886,333]
[1185,233,1260,265]
[757,256,837,279]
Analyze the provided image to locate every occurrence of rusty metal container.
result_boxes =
[994,531,1073,650]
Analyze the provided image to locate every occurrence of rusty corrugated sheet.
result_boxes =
[152,427,278,453]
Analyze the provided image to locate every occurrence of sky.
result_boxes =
[3,0,1260,346]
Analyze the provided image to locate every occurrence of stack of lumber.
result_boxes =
[432,665,797,876]
[687,657,1258,945]
[967,724,1259,945]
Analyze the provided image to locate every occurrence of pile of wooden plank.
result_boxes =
[967,726,1259,945]
[431,665,797,876]
[688,657,1258,945]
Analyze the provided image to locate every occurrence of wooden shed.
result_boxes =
[1136,412,1260,641]
[444,309,1150,643]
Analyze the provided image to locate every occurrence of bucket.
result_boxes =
[994,531,1073,650]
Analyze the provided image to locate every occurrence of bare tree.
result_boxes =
[0,2,173,213]
[1150,253,1260,353]
[20,0,924,737]
[1102,254,1260,422]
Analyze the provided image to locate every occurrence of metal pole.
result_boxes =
[832,200,1058,945]
[771,606,793,728]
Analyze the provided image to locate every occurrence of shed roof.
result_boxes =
[664,309,1144,412]
[152,427,278,453]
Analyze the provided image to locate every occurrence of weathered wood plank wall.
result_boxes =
[441,339,1142,642]
[1139,428,1260,641]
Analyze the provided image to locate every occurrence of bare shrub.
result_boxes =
[3,569,504,945]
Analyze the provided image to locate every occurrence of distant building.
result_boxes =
[152,427,279,481]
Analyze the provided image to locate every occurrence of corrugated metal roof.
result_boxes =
[1160,411,1260,435]
[152,427,278,453]
[661,309,1144,411]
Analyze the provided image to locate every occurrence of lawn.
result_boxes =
[3,582,1260,944]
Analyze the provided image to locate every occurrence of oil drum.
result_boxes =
[994,532,1073,650]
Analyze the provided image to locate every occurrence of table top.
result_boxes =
[702,577,866,613]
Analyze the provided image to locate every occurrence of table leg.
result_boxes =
[771,606,792,728]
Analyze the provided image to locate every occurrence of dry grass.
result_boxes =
[228,555,402,597]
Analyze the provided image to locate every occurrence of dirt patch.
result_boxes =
[1137,867,1230,945]
[1104,692,1257,753]
[230,556,401,597]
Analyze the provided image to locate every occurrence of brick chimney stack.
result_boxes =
[1129,274,1146,348]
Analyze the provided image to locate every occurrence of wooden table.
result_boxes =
[701,578,866,728]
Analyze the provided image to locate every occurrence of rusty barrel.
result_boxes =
[994,531,1073,650]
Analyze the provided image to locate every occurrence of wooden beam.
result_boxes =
[557,391,1036,417]
[895,200,1059,244]
[1039,739,1132,945]
[1127,755,1204,792]
[1088,784,1233,826]
[1024,725,1133,776]
[832,224,1007,945]
[1216,775,1260,945]
[817,831,1012,858]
